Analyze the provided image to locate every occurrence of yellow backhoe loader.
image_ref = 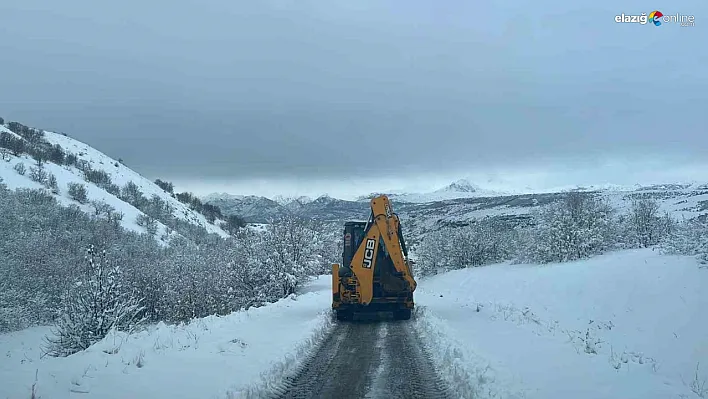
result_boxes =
[332,195,417,321]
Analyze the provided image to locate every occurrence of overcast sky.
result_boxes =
[1,0,706,199]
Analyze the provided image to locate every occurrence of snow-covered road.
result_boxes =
[251,320,449,399]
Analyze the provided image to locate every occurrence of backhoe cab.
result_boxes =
[332,195,417,321]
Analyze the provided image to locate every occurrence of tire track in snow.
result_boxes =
[273,318,451,399]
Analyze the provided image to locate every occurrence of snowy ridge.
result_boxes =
[0,125,229,239]
[202,192,246,202]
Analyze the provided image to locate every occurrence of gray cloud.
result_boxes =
[1,0,706,195]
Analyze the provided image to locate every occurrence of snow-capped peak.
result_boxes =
[313,194,336,204]
[435,179,480,193]
[272,195,313,206]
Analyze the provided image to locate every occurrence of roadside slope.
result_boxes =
[0,277,333,399]
[416,249,708,399]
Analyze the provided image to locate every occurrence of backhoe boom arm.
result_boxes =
[349,195,417,305]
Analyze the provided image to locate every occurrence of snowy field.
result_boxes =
[0,277,333,399]
[416,249,708,399]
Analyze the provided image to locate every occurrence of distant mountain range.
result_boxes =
[203,180,708,243]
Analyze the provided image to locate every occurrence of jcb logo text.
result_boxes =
[362,239,376,269]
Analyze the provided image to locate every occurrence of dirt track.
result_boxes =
[273,319,451,399]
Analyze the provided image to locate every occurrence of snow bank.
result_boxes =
[415,249,708,399]
[0,276,333,399]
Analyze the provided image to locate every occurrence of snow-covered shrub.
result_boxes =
[136,213,159,235]
[44,245,145,357]
[143,194,174,221]
[67,182,88,204]
[120,181,147,208]
[154,178,174,194]
[91,200,115,218]
[627,198,672,247]
[313,221,342,275]
[229,229,274,309]
[0,286,53,332]
[28,165,48,184]
[65,152,78,166]
[13,161,26,175]
[414,229,451,276]
[415,219,519,276]
[83,167,111,187]
[104,182,120,196]
[45,172,59,193]
[0,182,225,332]
[660,218,708,265]
[47,143,66,165]
[261,214,323,297]
[7,121,43,143]
[516,192,616,264]
[223,214,247,235]
[1,131,25,155]
[152,232,278,322]
[29,147,47,167]
[0,176,331,332]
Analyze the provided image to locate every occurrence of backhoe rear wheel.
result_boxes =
[336,310,351,321]
[394,309,411,320]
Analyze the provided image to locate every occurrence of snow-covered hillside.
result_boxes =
[416,249,708,399]
[0,124,228,240]
[601,184,708,221]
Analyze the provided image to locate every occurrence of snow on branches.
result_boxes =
[43,245,145,357]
